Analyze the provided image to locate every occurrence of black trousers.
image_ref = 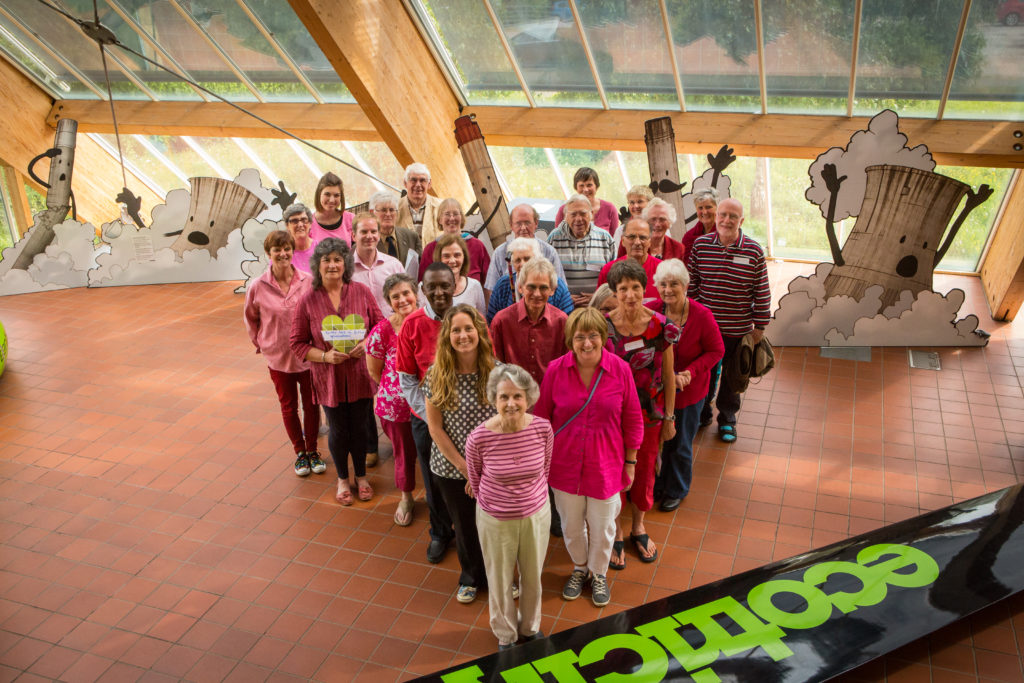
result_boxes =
[323,398,370,479]
[705,334,743,426]
[365,401,379,454]
[436,475,487,589]
[411,415,454,544]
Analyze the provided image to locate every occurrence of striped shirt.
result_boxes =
[547,223,615,294]
[464,418,553,520]
[687,230,771,337]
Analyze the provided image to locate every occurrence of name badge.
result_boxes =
[322,329,366,342]
[733,256,750,265]
[586,263,604,272]
[624,339,645,352]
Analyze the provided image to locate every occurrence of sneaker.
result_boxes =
[591,574,610,607]
[293,454,311,477]
[456,585,477,604]
[307,452,326,474]
[511,583,520,600]
[561,569,590,601]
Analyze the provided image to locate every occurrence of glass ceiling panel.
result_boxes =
[852,0,963,117]
[664,0,761,113]
[944,2,1024,120]
[761,0,854,115]
[488,146,563,198]
[489,0,602,107]
[575,0,679,110]
[236,0,352,103]
[0,0,148,99]
[418,0,527,105]
[0,22,90,98]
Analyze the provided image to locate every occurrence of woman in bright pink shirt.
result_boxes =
[465,364,552,650]
[309,172,354,246]
[284,203,317,274]
[534,307,643,608]
[244,230,321,477]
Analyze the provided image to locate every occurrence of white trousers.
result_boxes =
[476,502,551,645]
[553,489,621,578]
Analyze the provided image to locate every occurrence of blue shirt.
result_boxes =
[486,272,574,323]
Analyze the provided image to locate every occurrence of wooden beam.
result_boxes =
[0,56,161,227]
[980,170,1024,321]
[286,0,473,204]
[51,99,1024,169]
[0,164,34,238]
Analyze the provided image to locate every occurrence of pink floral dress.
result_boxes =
[366,318,411,423]
[606,312,681,424]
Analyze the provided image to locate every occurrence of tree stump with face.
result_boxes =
[170,177,267,258]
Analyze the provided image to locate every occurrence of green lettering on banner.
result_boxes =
[531,650,586,682]
[689,667,723,683]
[670,597,793,671]
[499,662,547,683]
[576,633,668,683]
[442,664,484,682]
[747,579,833,630]
[802,560,889,614]
[858,543,940,588]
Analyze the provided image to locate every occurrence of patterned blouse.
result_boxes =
[365,318,410,423]
[423,371,497,480]
[606,312,680,424]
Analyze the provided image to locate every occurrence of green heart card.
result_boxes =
[321,313,366,353]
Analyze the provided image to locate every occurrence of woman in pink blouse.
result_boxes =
[284,203,317,274]
[309,172,354,246]
[534,307,644,608]
[366,273,420,526]
[244,230,321,477]
[465,364,552,650]
[290,238,383,506]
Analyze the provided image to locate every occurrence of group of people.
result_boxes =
[243,161,771,650]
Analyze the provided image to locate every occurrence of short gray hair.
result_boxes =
[642,197,676,225]
[653,258,690,289]
[486,364,540,408]
[404,163,431,183]
[519,257,556,290]
[589,283,615,310]
[283,203,312,223]
[565,193,591,212]
[370,191,398,210]
[693,187,719,204]
[508,237,540,259]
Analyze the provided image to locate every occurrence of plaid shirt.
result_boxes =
[547,223,615,294]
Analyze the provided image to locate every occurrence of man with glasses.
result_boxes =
[397,163,442,243]
[485,203,566,291]
[370,191,421,278]
[548,194,616,308]
[598,219,662,304]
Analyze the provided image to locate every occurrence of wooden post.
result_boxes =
[0,163,33,238]
[453,115,511,250]
[980,171,1024,321]
[644,117,686,240]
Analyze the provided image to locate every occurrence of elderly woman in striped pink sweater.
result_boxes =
[464,364,553,651]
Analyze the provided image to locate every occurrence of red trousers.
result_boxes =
[623,423,662,512]
[268,368,319,454]
[382,418,417,493]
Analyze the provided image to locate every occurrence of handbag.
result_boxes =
[553,369,604,437]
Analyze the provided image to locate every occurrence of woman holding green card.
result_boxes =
[291,237,383,505]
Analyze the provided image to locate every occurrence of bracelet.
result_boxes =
[321,350,327,362]
[624,460,637,465]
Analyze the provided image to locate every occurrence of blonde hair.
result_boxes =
[564,306,609,348]
[436,198,465,232]
[426,304,495,412]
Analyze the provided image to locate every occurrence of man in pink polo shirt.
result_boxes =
[397,262,456,563]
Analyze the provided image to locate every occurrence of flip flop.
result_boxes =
[630,533,658,563]
[394,498,413,526]
[609,540,626,571]
[719,425,737,443]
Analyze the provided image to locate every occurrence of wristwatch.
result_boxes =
[662,415,676,422]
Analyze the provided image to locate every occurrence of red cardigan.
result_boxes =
[646,298,725,408]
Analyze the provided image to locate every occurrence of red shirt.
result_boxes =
[489,300,568,386]
[681,221,714,258]
[646,299,725,408]
[396,307,441,381]
[289,283,383,407]
[598,254,661,303]
[616,235,685,261]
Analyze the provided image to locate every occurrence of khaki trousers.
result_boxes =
[476,502,551,645]
[553,489,621,577]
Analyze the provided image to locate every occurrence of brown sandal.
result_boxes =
[394,498,413,526]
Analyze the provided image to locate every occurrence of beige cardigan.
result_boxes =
[397,194,442,244]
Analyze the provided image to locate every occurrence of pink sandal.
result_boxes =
[336,485,353,506]
[357,481,374,502]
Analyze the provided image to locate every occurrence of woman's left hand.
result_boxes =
[661,419,676,441]
[675,370,692,390]
[348,341,366,359]
[464,480,475,498]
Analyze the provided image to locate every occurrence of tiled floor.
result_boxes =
[0,272,1022,682]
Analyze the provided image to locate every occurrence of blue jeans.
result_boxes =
[656,401,702,500]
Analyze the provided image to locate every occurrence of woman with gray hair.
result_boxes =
[649,259,724,512]
[486,239,574,322]
[290,238,384,505]
[283,203,317,274]
[681,187,719,257]
[464,364,553,650]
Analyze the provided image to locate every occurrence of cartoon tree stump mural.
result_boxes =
[821,164,992,312]
[644,117,688,238]
[169,177,267,257]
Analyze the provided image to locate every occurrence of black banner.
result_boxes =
[420,484,1024,682]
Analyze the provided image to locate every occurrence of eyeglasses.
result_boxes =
[441,211,462,219]
[572,333,602,345]
[622,234,650,242]
[512,220,535,228]
[375,207,397,214]
[286,216,310,225]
